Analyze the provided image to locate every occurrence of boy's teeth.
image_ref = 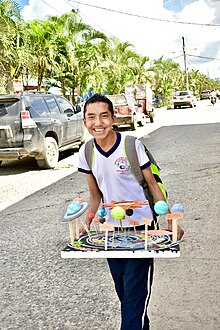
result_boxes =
[94,128,104,132]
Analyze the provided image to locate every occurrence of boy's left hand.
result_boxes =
[168,222,184,240]
[177,225,184,240]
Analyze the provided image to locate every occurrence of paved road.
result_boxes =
[1,100,220,329]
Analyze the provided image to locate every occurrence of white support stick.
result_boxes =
[75,218,79,239]
[112,229,115,248]
[83,224,91,240]
[99,223,114,250]
[142,217,152,250]
[68,221,74,245]
[105,230,108,251]
[172,219,178,243]
[165,213,183,243]
[145,225,148,250]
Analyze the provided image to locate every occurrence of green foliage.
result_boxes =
[0,0,219,98]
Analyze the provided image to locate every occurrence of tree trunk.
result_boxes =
[5,63,15,94]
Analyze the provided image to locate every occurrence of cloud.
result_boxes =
[21,0,220,78]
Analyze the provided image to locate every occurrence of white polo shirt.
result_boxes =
[78,132,153,227]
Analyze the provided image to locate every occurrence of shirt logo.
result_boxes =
[114,157,130,174]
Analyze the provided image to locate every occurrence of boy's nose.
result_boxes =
[94,116,103,125]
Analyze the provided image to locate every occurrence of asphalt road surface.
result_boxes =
[1,100,220,329]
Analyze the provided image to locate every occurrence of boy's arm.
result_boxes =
[142,167,184,240]
[79,173,102,236]
[142,166,166,202]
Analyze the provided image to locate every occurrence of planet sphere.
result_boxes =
[154,201,169,215]
[67,202,82,215]
[98,207,106,217]
[126,209,134,216]
[171,203,184,213]
[111,206,125,220]
[99,217,105,224]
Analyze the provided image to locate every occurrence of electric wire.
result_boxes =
[69,0,220,27]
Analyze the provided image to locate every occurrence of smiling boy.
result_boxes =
[78,94,184,330]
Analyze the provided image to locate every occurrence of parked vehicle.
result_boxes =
[200,90,211,100]
[173,90,197,109]
[0,92,84,169]
[125,84,154,123]
[106,93,145,130]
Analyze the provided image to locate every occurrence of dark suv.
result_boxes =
[0,92,85,169]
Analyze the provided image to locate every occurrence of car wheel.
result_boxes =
[37,137,59,169]
[130,116,138,130]
[0,161,2,166]
[190,103,194,108]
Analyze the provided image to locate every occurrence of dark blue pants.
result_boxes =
[107,257,154,330]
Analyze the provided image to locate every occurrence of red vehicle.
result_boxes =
[106,93,145,130]
[125,84,154,123]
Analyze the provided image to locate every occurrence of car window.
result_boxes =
[0,99,20,117]
[174,91,189,96]
[26,97,49,118]
[44,96,61,114]
[55,96,74,114]
[107,95,127,105]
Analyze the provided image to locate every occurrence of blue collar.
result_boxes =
[94,132,121,158]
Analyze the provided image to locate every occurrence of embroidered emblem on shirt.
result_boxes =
[114,157,130,174]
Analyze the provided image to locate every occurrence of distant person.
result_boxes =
[210,90,217,98]
[78,93,184,330]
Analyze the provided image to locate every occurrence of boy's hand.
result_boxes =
[177,226,184,240]
[167,221,184,241]
[79,221,91,237]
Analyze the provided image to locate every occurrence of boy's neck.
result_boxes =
[95,131,117,151]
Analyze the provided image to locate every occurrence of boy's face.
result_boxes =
[84,102,115,140]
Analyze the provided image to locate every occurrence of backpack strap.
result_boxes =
[125,135,156,218]
[85,138,94,169]
[84,138,104,202]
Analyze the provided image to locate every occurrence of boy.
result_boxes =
[78,94,184,330]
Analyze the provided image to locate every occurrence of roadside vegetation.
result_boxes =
[0,0,220,105]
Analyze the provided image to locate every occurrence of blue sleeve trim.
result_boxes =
[140,161,151,170]
[78,168,92,174]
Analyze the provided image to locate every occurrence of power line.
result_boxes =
[40,0,63,15]
[171,53,220,61]
[63,0,114,37]
[69,0,220,27]
[187,54,220,61]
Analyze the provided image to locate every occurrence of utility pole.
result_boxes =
[182,36,189,90]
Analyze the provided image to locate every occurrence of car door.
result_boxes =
[43,95,69,145]
[55,96,77,143]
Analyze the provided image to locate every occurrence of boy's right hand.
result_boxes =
[79,221,91,237]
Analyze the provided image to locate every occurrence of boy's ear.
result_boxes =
[112,115,116,123]
[83,118,87,125]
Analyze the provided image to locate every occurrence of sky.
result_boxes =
[16,0,220,80]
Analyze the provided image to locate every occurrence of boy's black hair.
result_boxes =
[83,93,114,118]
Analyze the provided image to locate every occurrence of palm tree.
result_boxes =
[100,37,142,94]
[0,0,21,93]
[152,57,182,104]
[44,10,108,101]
